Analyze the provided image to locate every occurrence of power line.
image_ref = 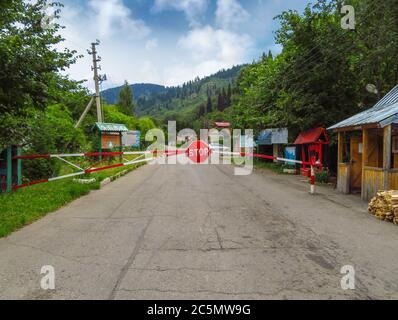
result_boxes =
[278,0,378,86]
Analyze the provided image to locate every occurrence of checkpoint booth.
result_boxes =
[0,146,22,193]
[294,127,330,177]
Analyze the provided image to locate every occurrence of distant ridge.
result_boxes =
[101,65,245,119]
[101,83,166,105]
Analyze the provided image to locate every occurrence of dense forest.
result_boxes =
[101,83,167,106]
[100,65,243,132]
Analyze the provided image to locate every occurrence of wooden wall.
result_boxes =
[337,163,350,194]
[362,167,384,201]
[394,154,398,169]
[388,170,398,190]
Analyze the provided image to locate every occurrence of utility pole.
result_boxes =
[75,40,107,128]
[89,40,105,123]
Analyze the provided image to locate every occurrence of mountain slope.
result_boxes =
[136,65,244,116]
[101,83,166,105]
[100,65,245,128]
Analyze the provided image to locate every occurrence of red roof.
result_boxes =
[294,127,330,145]
[215,122,231,128]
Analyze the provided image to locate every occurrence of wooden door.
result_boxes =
[350,135,362,192]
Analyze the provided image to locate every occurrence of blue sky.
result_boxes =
[58,0,309,90]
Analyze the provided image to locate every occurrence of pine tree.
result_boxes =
[198,104,206,117]
[206,96,213,113]
[221,88,228,111]
[217,93,223,111]
[117,81,135,116]
[226,84,232,107]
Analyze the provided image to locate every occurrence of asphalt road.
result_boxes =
[0,160,398,299]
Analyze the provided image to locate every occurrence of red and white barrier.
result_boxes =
[12,151,159,190]
[13,148,320,194]
[214,150,321,195]
[12,148,191,190]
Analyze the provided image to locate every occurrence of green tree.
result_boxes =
[206,96,213,113]
[104,105,138,130]
[117,81,135,116]
[0,0,79,148]
[226,84,232,107]
[217,93,224,112]
[138,117,156,136]
[23,104,86,180]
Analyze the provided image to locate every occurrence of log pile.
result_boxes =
[368,190,398,225]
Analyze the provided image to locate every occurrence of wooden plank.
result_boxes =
[361,129,368,200]
[383,125,392,190]
[363,167,385,201]
[337,163,350,194]
[337,132,343,164]
[388,171,398,190]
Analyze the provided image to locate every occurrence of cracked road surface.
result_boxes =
[1,161,398,300]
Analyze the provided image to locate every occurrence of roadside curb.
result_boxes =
[100,169,130,188]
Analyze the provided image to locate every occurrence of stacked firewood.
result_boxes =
[368,191,398,225]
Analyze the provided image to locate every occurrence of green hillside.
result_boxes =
[135,65,244,130]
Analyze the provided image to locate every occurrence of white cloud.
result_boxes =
[168,25,252,86]
[88,0,150,39]
[145,38,159,51]
[152,0,208,27]
[178,25,251,64]
[56,0,257,90]
[216,0,249,30]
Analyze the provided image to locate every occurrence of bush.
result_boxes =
[315,170,330,184]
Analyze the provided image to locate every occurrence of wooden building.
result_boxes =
[214,122,231,131]
[329,85,398,201]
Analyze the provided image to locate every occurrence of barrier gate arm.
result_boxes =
[214,150,321,195]
[12,151,160,190]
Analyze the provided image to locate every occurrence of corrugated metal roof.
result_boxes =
[294,127,329,145]
[95,123,129,132]
[329,85,398,130]
[256,130,272,145]
[256,128,288,145]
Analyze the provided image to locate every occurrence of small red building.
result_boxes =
[294,127,330,177]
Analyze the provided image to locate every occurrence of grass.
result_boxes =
[0,158,146,238]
